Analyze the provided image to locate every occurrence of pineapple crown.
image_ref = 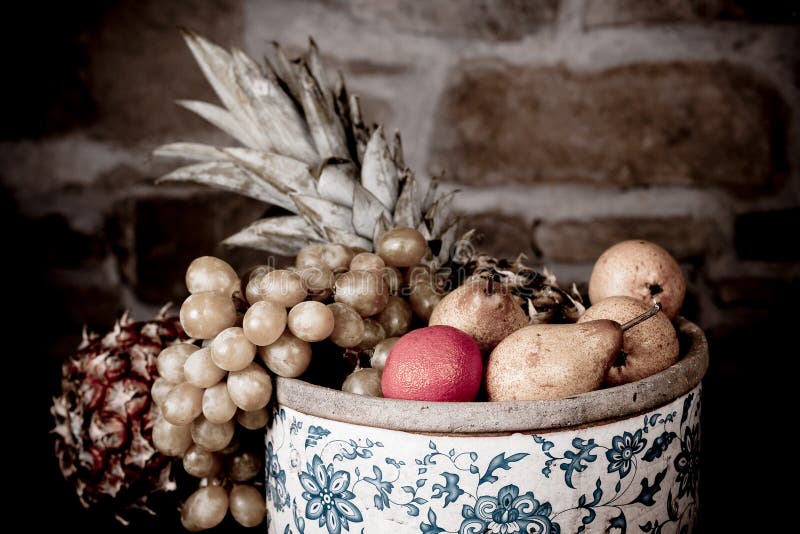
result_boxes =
[155,31,457,265]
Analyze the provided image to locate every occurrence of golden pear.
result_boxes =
[579,296,679,386]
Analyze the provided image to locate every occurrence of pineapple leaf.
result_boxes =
[422,173,440,213]
[153,142,223,162]
[425,190,457,238]
[372,212,391,245]
[307,38,334,112]
[392,131,405,170]
[348,94,371,161]
[298,63,350,161]
[222,216,322,254]
[222,148,317,196]
[231,48,318,165]
[176,100,257,148]
[393,171,421,228]
[437,219,460,265]
[323,227,373,251]
[317,159,357,207]
[352,183,391,239]
[361,126,400,211]
[158,161,294,210]
[291,194,355,236]
[268,41,303,104]
[182,31,271,150]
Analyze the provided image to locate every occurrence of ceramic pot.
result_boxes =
[265,318,707,534]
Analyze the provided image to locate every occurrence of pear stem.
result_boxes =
[620,302,662,331]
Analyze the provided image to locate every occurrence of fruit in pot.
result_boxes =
[288,301,335,342]
[487,303,662,401]
[382,325,482,402]
[242,300,287,346]
[370,337,399,370]
[342,368,383,397]
[578,296,679,386]
[229,485,266,527]
[376,227,428,267]
[185,256,239,297]
[258,330,312,377]
[181,485,229,531]
[429,279,527,354]
[328,303,365,348]
[334,270,389,317]
[180,291,237,339]
[374,295,412,337]
[589,240,685,320]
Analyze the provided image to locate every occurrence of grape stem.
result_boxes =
[620,301,661,331]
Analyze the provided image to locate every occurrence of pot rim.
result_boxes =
[273,317,708,434]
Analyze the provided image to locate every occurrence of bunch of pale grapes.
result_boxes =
[150,227,439,530]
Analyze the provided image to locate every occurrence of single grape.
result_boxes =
[334,270,389,317]
[409,282,443,322]
[150,377,174,407]
[182,444,222,478]
[211,327,256,372]
[244,265,272,305]
[191,415,235,452]
[383,266,402,295]
[185,256,239,296]
[295,244,325,270]
[327,302,365,348]
[180,291,237,339]
[257,330,312,378]
[376,227,428,267]
[236,407,269,430]
[226,449,263,482]
[219,435,241,456]
[230,485,266,527]
[181,486,229,531]
[342,368,383,397]
[152,415,193,457]
[242,300,287,346]
[349,252,385,272]
[288,301,335,342]
[298,266,334,294]
[374,295,412,337]
[184,347,226,388]
[157,343,199,384]
[370,337,399,370]
[356,318,386,350]
[251,269,307,307]
[405,263,433,288]
[320,243,354,272]
[162,382,204,426]
[202,382,238,424]
[227,363,272,411]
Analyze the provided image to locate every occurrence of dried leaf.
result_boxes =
[436,219,459,265]
[181,31,271,150]
[298,63,350,160]
[292,194,355,236]
[317,159,357,207]
[176,100,258,148]
[307,37,334,112]
[393,171,421,228]
[361,126,399,211]
[153,143,223,162]
[422,173,440,213]
[231,48,318,165]
[425,190,456,238]
[222,148,317,196]
[158,161,293,210]
[222,216,322,254]
[352,183,391,239]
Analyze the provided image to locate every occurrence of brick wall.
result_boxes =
[3,1,797,528]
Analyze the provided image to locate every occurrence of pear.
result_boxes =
[589,240,685,319]
[579,296,679,386]
[486,304,661,401]
[429,279,527,354]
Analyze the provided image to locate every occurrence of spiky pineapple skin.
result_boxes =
[51,313,188,523]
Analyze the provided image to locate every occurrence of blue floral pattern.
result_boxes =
[267,386,702,534]
[298,455,363,534]
[605,429,647,478]
[459,485,558,534]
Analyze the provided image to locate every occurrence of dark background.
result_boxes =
[4,1,798,532]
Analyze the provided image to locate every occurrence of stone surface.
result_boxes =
[84,0,243,143]
[584,0,800,27]
[430,61,789,192]
[533,216,719,262]
[324,0,559,41]
[735,208,800,261]
[109,191,268,304]
[457,213,537,261]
